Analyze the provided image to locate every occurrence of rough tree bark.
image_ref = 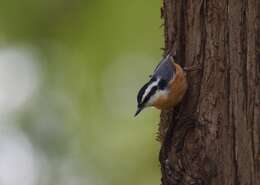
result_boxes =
[158,0,260,184]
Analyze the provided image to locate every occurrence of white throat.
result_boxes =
[147,89,168,106]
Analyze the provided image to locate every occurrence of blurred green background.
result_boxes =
[0,1,163,185]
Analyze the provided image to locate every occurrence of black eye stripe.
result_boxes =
[137,82,150,104]
[158,79,167,90]
[137,77,159,106]
[142,86,157,105]
[137,77,167,108]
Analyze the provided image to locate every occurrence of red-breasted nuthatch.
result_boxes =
[135,54,187,116]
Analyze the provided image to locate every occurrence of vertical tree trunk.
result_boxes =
[159,0,260,184]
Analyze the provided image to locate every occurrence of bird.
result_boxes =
[135,54,188,116]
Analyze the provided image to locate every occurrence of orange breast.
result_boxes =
[153,63,187,110]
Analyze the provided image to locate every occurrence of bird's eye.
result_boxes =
[158,79,167,90]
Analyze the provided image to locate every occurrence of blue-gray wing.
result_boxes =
[151,54,176,81]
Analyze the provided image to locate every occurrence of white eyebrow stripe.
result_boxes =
[141,78,160,102]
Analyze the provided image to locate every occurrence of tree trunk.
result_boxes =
[158,0,260,184]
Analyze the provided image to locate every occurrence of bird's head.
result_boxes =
[135,77,168,116]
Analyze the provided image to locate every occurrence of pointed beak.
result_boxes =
[134,107,143,117]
